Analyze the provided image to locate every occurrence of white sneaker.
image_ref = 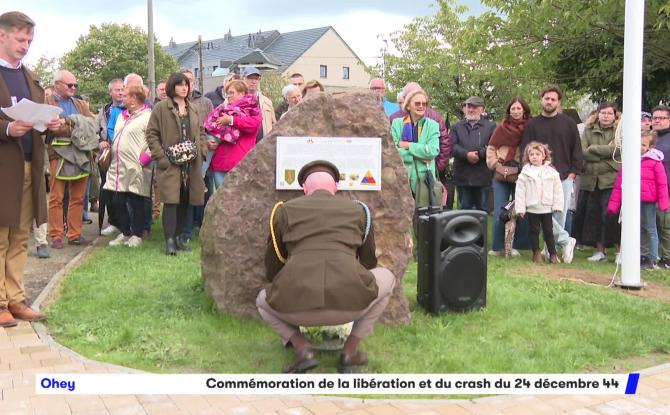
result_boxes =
[488,250,502,256]
[125,235,142,248]
[563,237,577,264]
[101,225,119,236]
[109,233,129,246]
[587,251,607,262]
[510,249,521,257]
[615,252,621,265]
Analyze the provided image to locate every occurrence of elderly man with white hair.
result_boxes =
[279,84,302,118]
[45,68,97,247]
[257,160,395,374]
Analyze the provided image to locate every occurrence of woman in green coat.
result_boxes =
[391,89,440,208]
[578,101,621,262]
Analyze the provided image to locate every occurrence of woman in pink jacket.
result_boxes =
[207,80,262,189]
[608,130,669,270]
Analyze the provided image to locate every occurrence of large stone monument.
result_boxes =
[200,91,415,324]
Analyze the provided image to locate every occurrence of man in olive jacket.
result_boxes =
[256,160,395,374]
[0,11,61,327]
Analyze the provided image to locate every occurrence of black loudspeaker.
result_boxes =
[417,209,487,314]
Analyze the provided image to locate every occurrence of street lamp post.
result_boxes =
[147,0,155,101]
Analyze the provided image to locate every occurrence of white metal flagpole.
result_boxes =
[618,0,645,288]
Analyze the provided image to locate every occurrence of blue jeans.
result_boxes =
[83,176,91,220]
[181,204,204,239]
[642,202,659,262]
[212,171,227,190]
[202,149,215,177]
[550,178,574,247]
[491,180,530,251]
[457,185,489,211]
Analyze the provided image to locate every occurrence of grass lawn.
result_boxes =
[45,225,670,374]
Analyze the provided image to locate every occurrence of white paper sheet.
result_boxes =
[1,98,63,132]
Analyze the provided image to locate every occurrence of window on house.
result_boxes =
[320,65,328,78]
[343,66,350,80]
[194,67,199,77]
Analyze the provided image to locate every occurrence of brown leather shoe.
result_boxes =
[338,350,368,373]
[0,306,18,327]
[532,250,544,264]
[8,302,46,322]
[282,348,318,374]
[549,254,560,264]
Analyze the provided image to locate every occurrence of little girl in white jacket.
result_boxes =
[515,141,564,264]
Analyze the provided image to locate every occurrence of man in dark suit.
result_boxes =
[256,160,395,373]
[0,11,61,327]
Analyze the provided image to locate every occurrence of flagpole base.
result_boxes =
[614,280,645,290]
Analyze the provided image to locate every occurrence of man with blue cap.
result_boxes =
[242,66,276,142]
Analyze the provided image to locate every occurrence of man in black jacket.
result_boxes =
[451,96,496,211]
[521,85,581,263]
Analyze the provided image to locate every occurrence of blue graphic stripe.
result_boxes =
[625,373,640,395]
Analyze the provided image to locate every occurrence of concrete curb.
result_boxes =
[30,237,145,374]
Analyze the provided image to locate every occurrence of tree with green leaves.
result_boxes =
[384,0,670,122]
[60,23,178,110]
[28,55,59,87]
[383,0,549,122]
[481,0,670,109]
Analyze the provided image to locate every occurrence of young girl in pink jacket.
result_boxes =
[608,130,669,270]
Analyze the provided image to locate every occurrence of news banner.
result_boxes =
[36,373,640,395]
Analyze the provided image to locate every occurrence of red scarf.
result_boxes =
[489,117,529,162]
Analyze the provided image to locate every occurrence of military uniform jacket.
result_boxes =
[264,190,379,313]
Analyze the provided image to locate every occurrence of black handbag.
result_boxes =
[499,200,515,223]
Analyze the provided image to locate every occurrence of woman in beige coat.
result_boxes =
[486,97,532,256]
[104,85,153,248]
[146,73,207,255]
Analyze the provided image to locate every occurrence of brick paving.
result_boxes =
[2,323,668,413]
[2,236,669,414]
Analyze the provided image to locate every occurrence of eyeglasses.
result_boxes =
[57,80,78,89]
[370,87,384,91]
[413,102,428,108]
[652,116,669,121]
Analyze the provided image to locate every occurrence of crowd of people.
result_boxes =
[2,9,669,371]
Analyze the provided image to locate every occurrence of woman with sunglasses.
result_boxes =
[146,72,207,255]
[391,89,440,208]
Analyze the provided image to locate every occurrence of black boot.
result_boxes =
[165,238,177,256]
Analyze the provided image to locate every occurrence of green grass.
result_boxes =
[45,225,670,374]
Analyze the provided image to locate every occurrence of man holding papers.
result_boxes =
[0,11,61,327]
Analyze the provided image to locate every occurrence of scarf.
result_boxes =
[489,117,529,162]
[121,104,150,121]
[401,116,424,143]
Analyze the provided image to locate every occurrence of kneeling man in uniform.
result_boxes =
[256,160,395,373]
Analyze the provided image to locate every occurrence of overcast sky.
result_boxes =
[4,0,486,67]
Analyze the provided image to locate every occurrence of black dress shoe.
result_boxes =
[282,348,318,374]
[165,238,178,256]
[338,350,368,373]
[176,236,191,251]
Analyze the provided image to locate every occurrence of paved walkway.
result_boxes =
[2,242,670,414]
